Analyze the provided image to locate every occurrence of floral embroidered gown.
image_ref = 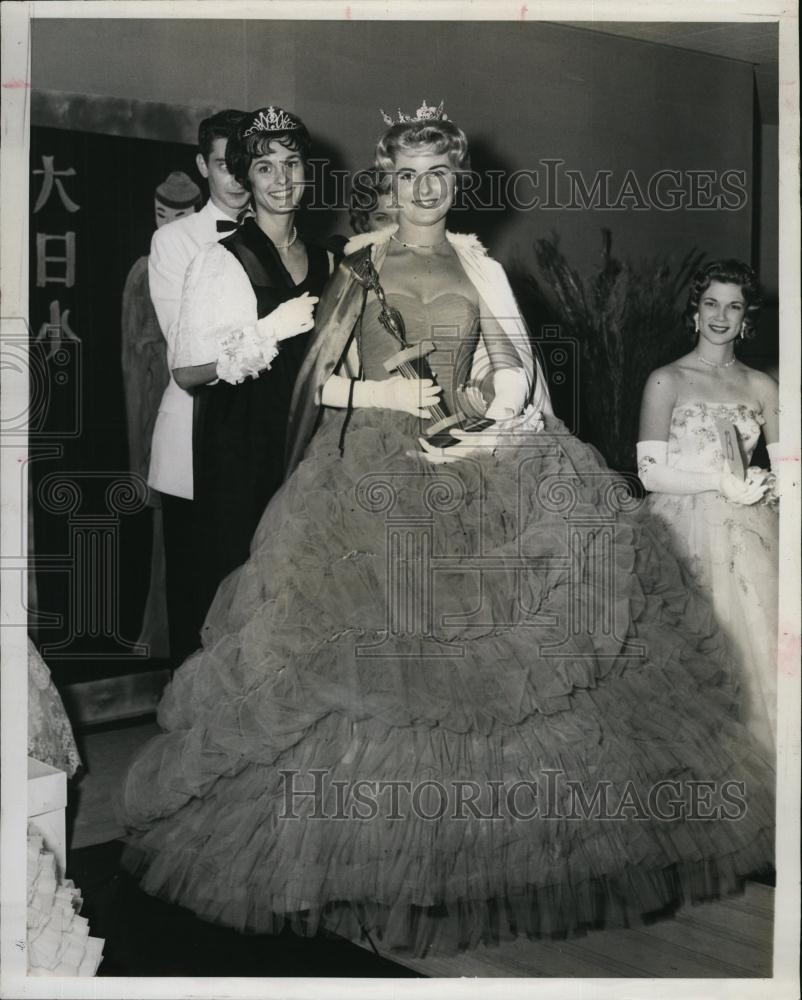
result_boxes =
[645,401,779,756]
[117,278,774,957]
[28,638,105,975]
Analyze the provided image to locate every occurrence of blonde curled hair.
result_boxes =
[375,119,470,176]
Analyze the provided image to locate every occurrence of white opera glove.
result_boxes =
[759,442,783,507]
[322,374,441,417]
[637,441,719,494]
[485,367,530,420]
[215,293,318,385]
[767,442,782,472]
[356,377,440,417]
[719,469,769,505]
[261,292,319,342]
[637,441,768,505]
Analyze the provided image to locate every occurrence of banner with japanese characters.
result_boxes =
[28,126,196,682]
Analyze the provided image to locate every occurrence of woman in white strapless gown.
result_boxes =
[638,261,780,756]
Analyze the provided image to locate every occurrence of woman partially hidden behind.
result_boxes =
[118,104,774,957]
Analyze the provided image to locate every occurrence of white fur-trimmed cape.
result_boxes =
[343,223,487,257]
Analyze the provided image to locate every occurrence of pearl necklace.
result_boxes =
[274,226,298,250]
[391,233,447,249]
[696,352,736,369]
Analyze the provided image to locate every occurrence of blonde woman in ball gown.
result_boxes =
[118,109,774,957]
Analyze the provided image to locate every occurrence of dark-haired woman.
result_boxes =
[172,106,334,617]
[638,260,780,755]
[120,112,774,958]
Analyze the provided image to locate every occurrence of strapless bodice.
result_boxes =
[667,401,765,472]
[359,292,480,414]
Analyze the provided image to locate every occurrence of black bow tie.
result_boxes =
[216,219,239,233]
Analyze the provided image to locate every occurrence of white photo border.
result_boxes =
[2,2,799,998]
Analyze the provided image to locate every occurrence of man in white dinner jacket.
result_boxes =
[148,109,250,665]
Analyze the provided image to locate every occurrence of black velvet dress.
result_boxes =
[192,219,330,619]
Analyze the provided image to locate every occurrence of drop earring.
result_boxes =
[694,315,700,334]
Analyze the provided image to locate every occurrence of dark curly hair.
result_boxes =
[684,259,762,339]
[225,106,312,192]
[197,109,248,163]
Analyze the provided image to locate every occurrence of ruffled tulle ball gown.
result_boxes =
[117,232,774,957]
[644,401,779,755]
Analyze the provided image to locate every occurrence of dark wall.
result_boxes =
[29,126,197,467]
[758,124,779,299]
[28,126,197,675]
[32,18,755,276]
[28,17,766,674]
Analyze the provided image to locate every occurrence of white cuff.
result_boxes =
[215,324,279,385]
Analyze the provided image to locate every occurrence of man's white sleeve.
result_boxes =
[148,226,192,368]
[173,243,258,369]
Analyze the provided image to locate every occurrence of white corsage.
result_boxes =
[215,324,279,385]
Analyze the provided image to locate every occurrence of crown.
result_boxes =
[243,106,300,136]
[380,99,448,127]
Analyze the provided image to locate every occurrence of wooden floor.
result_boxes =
[70,720,163,849]
[369,881,773,978]
[70,721,774,979]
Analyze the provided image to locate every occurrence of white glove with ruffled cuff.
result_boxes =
[215,292,318,385]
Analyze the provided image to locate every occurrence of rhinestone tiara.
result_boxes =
[243,106,301,136]
[380,99,448,127]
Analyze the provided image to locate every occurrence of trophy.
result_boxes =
[351,255,493,448]
[715,418,746,480]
